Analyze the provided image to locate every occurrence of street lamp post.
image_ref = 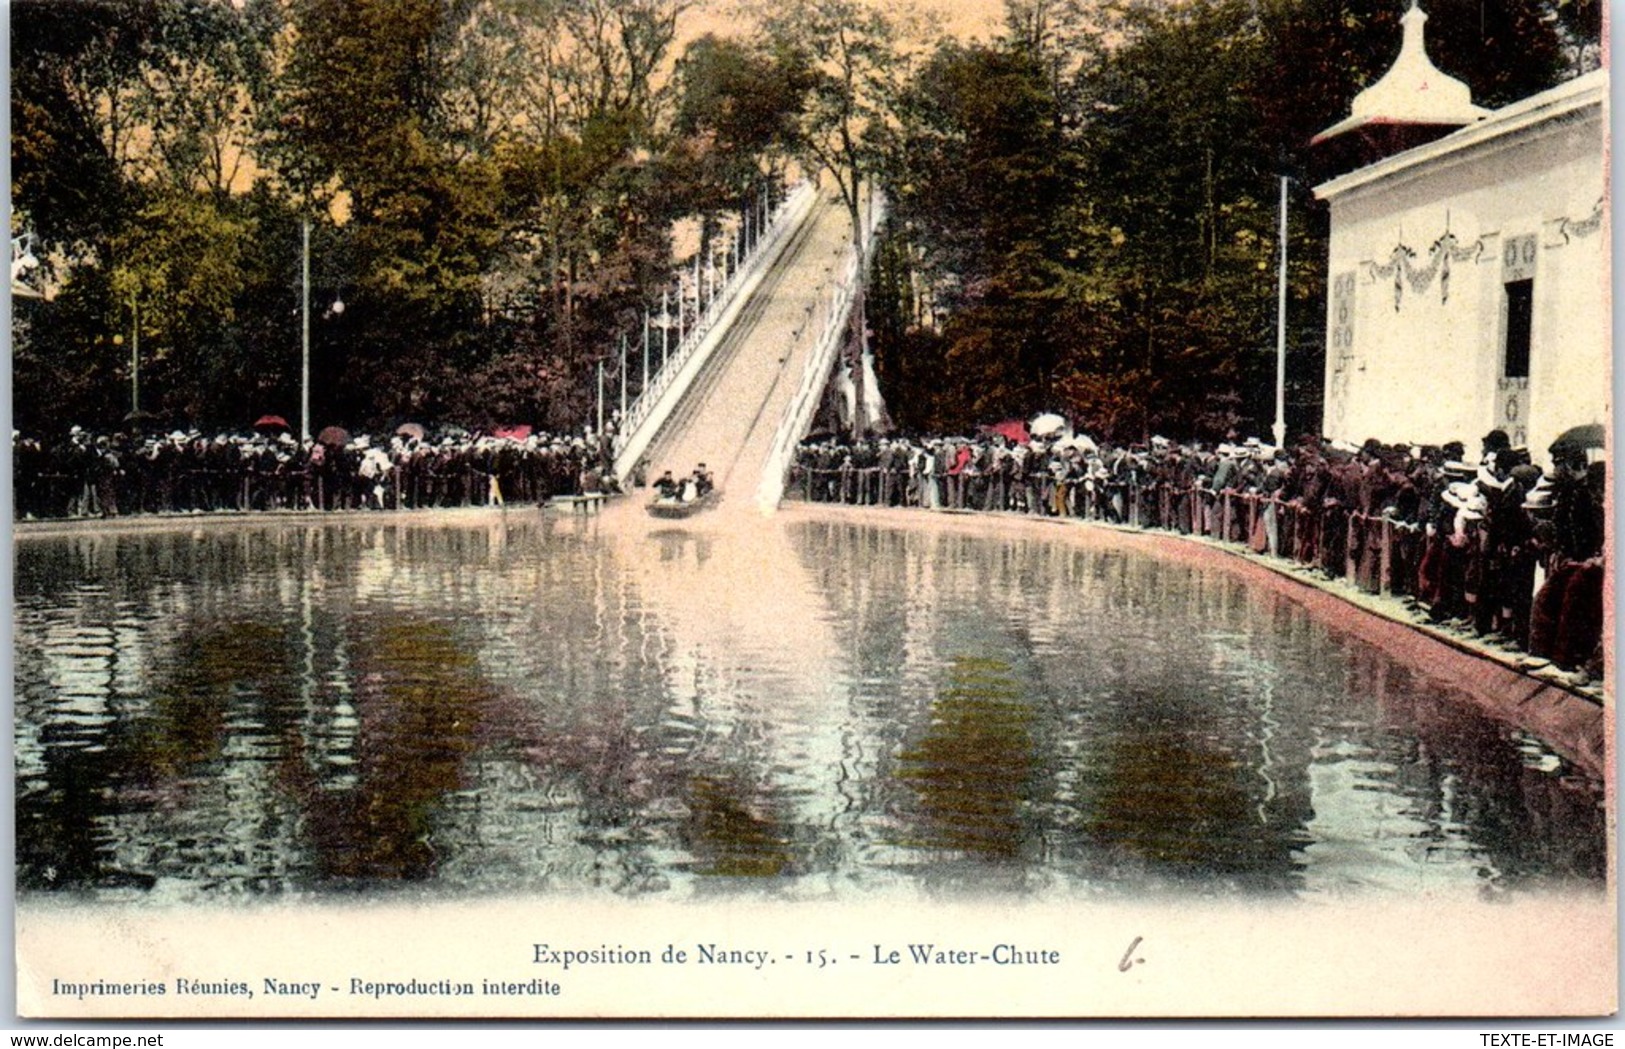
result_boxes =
[300,218,345,441]
[129,294,140,417]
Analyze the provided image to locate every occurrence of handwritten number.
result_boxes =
[1118,936,1143,972]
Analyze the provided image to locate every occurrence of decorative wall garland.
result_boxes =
[1364,229,1486,311]
[1555,196,1604,244]
[1366,244,1414,313]
[1365,196,1601,310]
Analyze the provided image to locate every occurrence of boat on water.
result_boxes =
[647,490,715,519]
[647,466,716,518]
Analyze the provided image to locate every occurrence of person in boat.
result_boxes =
[653,469,679,500]
[693,463,714,497]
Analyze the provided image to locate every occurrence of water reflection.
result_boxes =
[1084,710,1288,888]
[683,773,798,878]
[13,512,1606,903]
[289,619,493,884]
[893,656,1036,862]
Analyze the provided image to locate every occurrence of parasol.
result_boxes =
[982,419,1030,445]
[1549,423,1605,454]
[122,410,161,432]
[394,422,426,441]
[253,414,290,433]
[316,425,351,447]
[1029,412,1068,438]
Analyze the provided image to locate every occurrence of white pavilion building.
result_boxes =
[1311,4,1608,462]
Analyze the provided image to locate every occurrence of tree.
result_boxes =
[751,0,908,237]
[11,0,151,249]
[669,34,805,226]
[750,0,914,435]
[474,0,691,427]
[12,0,726,433]
[879,39,1091,425]
[108,190,256,416]
[130,0,282,196]
[1064,0,1275,438]
[871,0,1593,443]
[11,0,291,431]
[551,0,688,129]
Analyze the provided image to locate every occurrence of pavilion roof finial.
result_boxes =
[1312,2,1489,147]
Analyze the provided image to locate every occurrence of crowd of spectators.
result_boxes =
[14,415,1605,680]
[790,426,1606,678]
[13,424,616,520]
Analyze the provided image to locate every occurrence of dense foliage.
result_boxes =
[11,0,1598,440]
[872,0,1597,441]
[13,0,772,434]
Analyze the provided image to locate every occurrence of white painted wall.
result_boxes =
[1316,71,1608,463]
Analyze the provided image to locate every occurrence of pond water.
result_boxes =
[12,508,1606,904]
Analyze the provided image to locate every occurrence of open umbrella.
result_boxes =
[1029,412,1068,438]
[394,422,426,441]
[492,424,533,441]
[253,414,290,433]
[1549,423,1605,454]
[981,419,1030,445]
[316,425,350,447]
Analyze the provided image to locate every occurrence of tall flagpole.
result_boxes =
[301,218,312,441]
[1273,175,1288,450]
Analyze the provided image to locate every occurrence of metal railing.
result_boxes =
[755,191,887,513]
[611,181,818,483]
[786,465,1599,671]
